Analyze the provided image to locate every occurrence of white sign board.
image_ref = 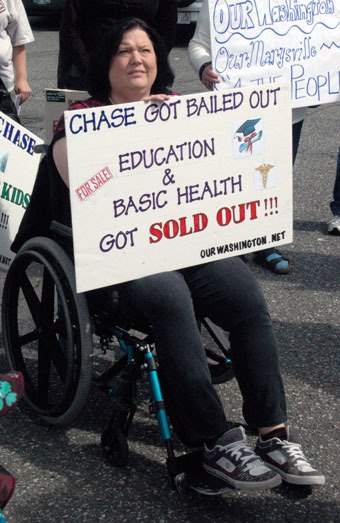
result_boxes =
[209,0,340,107]
[44,89,89,143]
[65,86,293,293]
[0,112,43,271]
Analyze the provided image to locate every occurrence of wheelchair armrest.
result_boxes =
[33,144,50,155]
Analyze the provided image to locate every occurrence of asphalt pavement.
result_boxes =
[0,18,339,523]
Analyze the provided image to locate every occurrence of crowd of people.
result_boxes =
[1,0,336,515]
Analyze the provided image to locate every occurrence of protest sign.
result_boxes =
[65,85,293,293]
[0,112,43,271]
[208,0,340,107]
[45,89,89,143]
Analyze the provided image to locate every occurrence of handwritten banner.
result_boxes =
[65,86,293,293]
[0,112,43,271]
[209,0,340,107]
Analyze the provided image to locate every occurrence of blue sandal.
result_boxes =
[253,249,290,274]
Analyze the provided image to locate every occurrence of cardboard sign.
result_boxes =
[209,0,340,107]
[0,112,43,271]
[44,88,89,143]
[65,86,293,293]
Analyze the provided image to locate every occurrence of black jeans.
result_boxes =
[117,257,287,447]
[292,119,304,165]
[0,79,20,124]
[330,147,340,216]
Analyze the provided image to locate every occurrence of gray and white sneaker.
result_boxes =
[328,215,340,235]
[203,426,282,491]
[255,427,325,486]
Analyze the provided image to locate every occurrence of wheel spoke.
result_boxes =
[37,336,68,403]
[40,268,56,330]
[37,338,52,404]
[47,336,68,383]
[19,330,39,346]
[19,271,42,327]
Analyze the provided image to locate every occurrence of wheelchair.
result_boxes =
[2,210,234,493]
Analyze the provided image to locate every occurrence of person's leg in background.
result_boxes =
[253,118,305,274]
[0,84,20,124]
[292,119,304,164]
[328,146,340,235]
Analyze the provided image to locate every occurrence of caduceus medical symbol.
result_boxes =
[235,118,263,154]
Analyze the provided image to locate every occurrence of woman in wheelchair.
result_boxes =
[33,18,326,492]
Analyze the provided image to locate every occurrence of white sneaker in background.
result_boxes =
[328,215,340,235]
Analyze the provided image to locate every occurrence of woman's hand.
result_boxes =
[201,64,220,91]
[14,78,32,105]
[143,93,171,102]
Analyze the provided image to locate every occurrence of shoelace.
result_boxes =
[223,441,264,472]
[278,441,309,465]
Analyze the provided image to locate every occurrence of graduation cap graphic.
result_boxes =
[235,118,263,153]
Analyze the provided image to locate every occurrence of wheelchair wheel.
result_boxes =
[1,237,93,426]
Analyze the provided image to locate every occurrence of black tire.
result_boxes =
[1,237,93,426]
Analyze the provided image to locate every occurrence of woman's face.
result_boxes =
[108,28,157,102]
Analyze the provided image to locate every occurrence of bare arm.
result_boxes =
[53,138,69,187]
[12,45,32,104]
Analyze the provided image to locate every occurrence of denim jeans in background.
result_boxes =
[116,258,287,447]
[292,119,304,165]
[330,147,340,216]
[0,87,20,124]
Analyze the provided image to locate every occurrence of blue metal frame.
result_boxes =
[110,327,172,443]
[144,349,171,441]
